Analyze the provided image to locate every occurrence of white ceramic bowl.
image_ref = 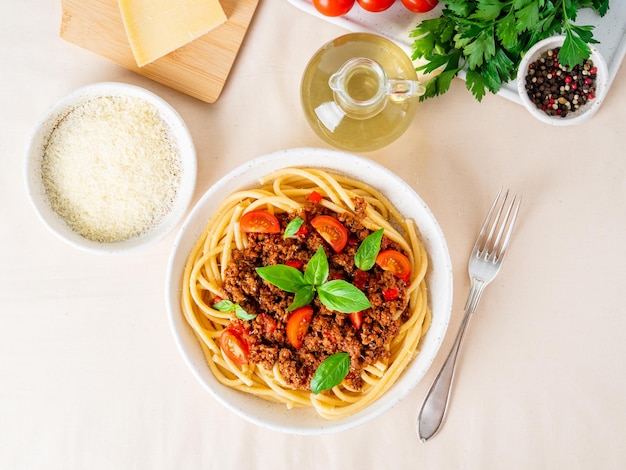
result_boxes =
[516,35,608,126]
[166,147,453,435]
[25,82,197,254]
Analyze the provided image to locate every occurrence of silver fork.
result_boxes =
[417,188,522,442]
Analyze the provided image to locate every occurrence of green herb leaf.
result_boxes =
[310,352,351,394]
[484,48,516,93]
[355,228,384,271]
[515,1,540,33]
[214,299,256,320]
[288,285,316,311]
[559,28,593,69]
[317,280,372,313]
[235,304,256,320]
[256,265,307,293]
[213,299,236,312]
[304,246,329,287]
[495,9,518,50]
[461,28,496,69]
[409,0,607,101]
[593,0,609,16]
[470,0,505,22]
[465,69,488,101]
[283,216,304,239]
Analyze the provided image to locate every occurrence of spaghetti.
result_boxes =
[181,167,431,419]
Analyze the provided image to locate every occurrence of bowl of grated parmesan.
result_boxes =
[25,82,197,254]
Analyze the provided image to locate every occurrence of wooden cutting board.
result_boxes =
[60,0,259,103]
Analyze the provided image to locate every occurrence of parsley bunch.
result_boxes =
[410,0,610,101]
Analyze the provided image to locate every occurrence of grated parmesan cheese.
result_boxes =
[41,95,181,243]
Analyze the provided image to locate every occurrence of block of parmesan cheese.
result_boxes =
[118,0,227,67]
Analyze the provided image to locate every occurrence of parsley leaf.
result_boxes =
[409,0,610,101]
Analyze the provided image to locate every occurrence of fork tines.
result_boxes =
[475,189,522,262]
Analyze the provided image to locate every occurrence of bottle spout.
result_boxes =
[328,57,424,119]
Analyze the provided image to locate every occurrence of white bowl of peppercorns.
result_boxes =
[517,35,608,126]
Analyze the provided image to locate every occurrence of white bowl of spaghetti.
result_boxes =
[166,148,452,434]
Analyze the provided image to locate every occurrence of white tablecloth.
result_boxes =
[2,1,626,468]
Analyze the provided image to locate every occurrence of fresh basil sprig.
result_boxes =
[283,216,304,239]
[354,228,384,271]
[310,352,351,394]
[256,246,371,313]
[213,299,256,321]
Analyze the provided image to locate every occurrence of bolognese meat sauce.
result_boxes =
[221,197,410,392]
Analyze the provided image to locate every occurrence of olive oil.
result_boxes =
[301,33,422,152]
[345,67,380,102]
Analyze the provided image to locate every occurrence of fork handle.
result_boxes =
[417,278,485,442]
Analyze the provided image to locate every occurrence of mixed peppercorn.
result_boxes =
[524,47,597,118]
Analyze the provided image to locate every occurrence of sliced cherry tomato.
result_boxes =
[312,0,355,16]
[375,250,412,282]
[306,191,323,204]
[285,259,304,270]
[349,311,363,330]
[357,0,395,12]
[310,215,348,253]
[257,313,278,335]
[219,327,249,365]
[353,269,370,290]
[400,0,438,13]
[240,210,280,234]
[382,287,399,301]
[286,306,313,349]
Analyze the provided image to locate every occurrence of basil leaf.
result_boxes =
[256,265,307,293]
[288,285,316,311]
[283,216,304,239]
[235,304,256,320]
[213,299,235,312]
[310,352,350,394]
[304,246,329,287]
[354,228,384,271]
[317,280,372,313]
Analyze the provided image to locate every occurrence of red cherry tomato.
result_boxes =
[310,215,348,253]
[240,210,280,234]
[286,306,314,349]
[400,0,438,13]
[357,0,395,12]
[349,311,363,330]
[375,250,412,282]
[312,0,356,16]
[353,269,370,290]
[382,287,399,301]
[285,259,304,270]
[306,191,323,204]
[219,328,249,365]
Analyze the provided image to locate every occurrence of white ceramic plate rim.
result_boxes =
[24,82,197,254]
[165,147,453,435]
